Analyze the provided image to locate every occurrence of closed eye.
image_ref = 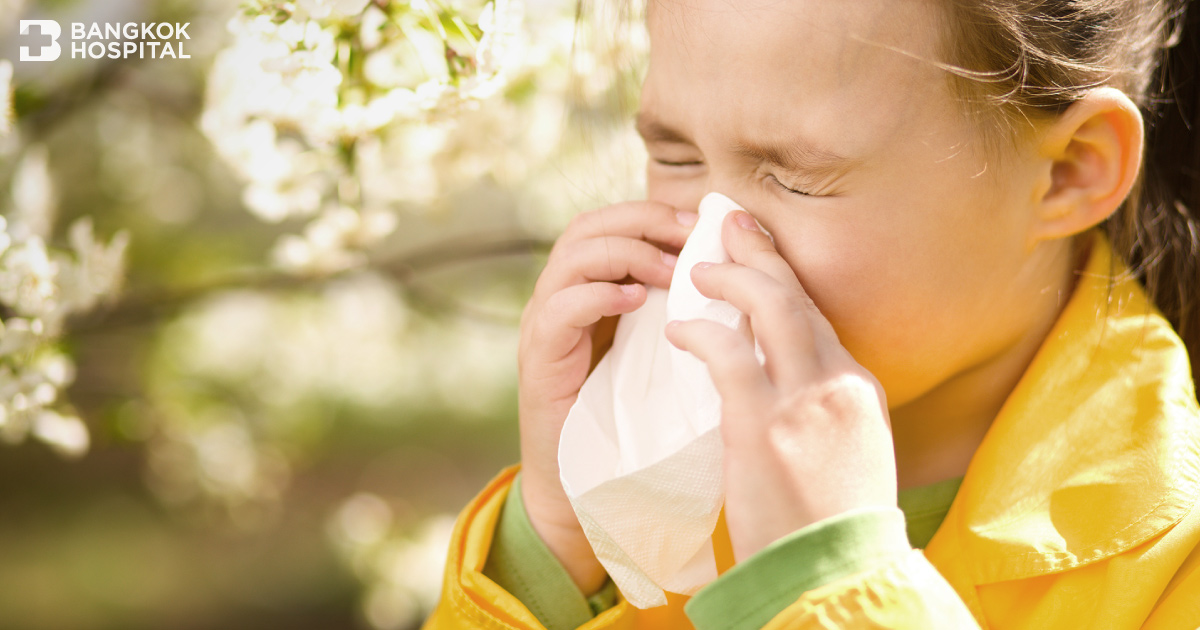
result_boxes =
[652,159,821,197]
[768,174,816,197]
[653,158,704,167]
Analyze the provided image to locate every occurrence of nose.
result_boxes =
[702,168,757,213]
[698,179,775,241]
[645,164,760,224]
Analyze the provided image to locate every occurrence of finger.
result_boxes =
[664,318,775,411]
[720,211,843,347]
[558,201,698,251]
[690,262,821,385]
[541,235,677,292]
[721,211,806,293]
[533,282,648,363]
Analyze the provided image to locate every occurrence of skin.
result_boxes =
[517,0,1144,594]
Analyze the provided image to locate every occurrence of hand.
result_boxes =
[517,200,698,591]
[664,209,898,562]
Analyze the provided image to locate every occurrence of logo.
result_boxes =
[19,20,62,62]
[14,20,191,62]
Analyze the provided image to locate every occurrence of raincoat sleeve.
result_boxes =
[682,506,980,630]
[421,464,633,630]
[481,471,618,629]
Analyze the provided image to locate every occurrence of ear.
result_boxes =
[1027,87,1144,248]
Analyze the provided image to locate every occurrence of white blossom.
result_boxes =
[474,0,524,83]
[0,149,131,458]
[58,216,131,315]
[11,146,56,241]
[0,60,12,138]
[31,410,89,458]
[295,0,371,20]
[202,0,526,272]
[0,234,54,307]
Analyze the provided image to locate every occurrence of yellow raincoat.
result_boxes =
[422,227,1200,629]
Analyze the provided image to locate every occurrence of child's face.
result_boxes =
[640,0,1070,410]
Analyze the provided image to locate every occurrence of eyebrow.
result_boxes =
[635,111,861,183]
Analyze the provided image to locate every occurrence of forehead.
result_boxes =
[642,0,952,156]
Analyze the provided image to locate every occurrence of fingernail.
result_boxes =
[676,211,699,226]
[620,283,641,296]
[693,261,713,270]
[661,251,678,267]
[735,211,760,232]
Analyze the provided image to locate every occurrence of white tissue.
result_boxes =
[557,192,766,608]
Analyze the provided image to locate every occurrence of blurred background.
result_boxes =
[0,0,647,627]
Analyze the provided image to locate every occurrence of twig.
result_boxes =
[66,233,552,333]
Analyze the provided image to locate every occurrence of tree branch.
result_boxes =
[66,233,553,334]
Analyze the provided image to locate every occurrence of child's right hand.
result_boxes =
[516,200,698,592]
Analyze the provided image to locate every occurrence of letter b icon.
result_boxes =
[20,20,62,62]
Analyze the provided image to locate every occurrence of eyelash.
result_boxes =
[653,159,703,168]
[652,159,816,197]
[767,174,814,197]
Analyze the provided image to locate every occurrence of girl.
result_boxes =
[426,0,1200,627]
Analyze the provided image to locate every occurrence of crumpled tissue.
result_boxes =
[557,191,767,608]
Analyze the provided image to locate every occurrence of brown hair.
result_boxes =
[935,0,1200,390]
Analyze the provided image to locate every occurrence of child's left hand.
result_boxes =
[664,209,900,562]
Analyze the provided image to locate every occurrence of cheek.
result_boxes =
[779,232,931,351]
[769,210,1001,405]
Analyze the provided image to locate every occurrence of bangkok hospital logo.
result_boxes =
[19,20,191,62]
